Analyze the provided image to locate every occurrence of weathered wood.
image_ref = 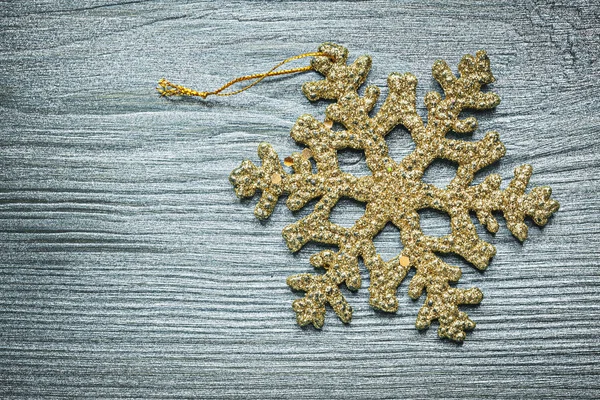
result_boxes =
[1,0,599,398]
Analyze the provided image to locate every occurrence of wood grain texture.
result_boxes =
[1,0,599,398]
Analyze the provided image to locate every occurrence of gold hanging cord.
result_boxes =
[157,51,331,99]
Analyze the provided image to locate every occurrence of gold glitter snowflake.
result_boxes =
[229,43,559,341]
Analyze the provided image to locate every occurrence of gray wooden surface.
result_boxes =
[1,1,599,398]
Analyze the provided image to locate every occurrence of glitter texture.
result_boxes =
[229,43,559,341]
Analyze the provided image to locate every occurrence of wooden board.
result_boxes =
[1,1,599,398]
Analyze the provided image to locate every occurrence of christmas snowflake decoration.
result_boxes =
[229,43,559,341]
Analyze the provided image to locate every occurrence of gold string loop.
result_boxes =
[157,51,330,99]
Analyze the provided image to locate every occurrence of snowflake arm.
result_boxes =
[229,142,373,219]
